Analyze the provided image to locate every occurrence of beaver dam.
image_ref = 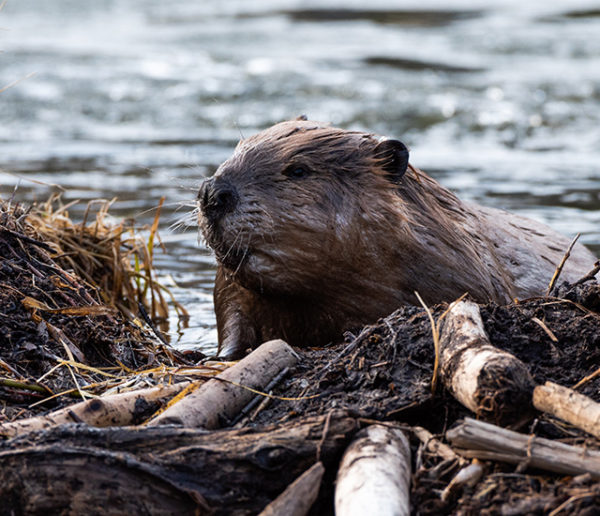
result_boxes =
[1,196,600,515]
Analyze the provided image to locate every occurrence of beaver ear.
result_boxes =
[296,114,308,121]
[374,139,409,182]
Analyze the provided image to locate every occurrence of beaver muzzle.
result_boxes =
[198,177,239,223]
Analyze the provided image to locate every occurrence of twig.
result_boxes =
[415,291,467,394]
[231,366,290,425]
[0,359,22,379]
[412,425,463,463]
[573,366,600,391]
[0,228,55,253]
[305,337,361,398]
[0,378,52,395]
[0,72,36,94]
[138,302,168,345]
[415,291,440,394]
[572,260,600,287]
[547,233,580,295]
[316,410,334,462]
[531,317,559,344]
[548,492,596,516]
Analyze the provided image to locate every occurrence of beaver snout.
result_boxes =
[199,177,239,222]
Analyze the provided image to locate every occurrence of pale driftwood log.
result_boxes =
[149,339,299,428]
[0,382,190,438]
[258,462,324,516]
[533,381,600,439]
[335,424,411,516]
[0,411,356,515]
[447,417,600,478]
[439,300,534,422]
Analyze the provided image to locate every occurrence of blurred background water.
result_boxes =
[1,0,599,354]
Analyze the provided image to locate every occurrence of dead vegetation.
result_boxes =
[0,195,210,422]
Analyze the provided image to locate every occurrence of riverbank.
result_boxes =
[1,195,599,514]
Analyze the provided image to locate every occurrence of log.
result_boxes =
[258,462,325,516]
[335,424,411,516]
[0,411,357,515]
[0,382,190,438]
[439,300,534,422]
[149,339,299,428]
[447,417,600,478]
[533,381,600,439]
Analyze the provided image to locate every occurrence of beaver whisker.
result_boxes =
[232,239,251,277]
[222,227,245,261]
[255,205,276,232]
[170,206,199,232]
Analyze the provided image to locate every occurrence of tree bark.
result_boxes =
[439,300,534,422]
[149,340,299,428]
[0,411,357,515]
[335,424,411,516]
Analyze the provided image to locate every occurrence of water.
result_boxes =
[2,0,599,354]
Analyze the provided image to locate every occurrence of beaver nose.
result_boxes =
[199,177,239,220]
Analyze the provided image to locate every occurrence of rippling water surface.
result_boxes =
[1,0,599,353]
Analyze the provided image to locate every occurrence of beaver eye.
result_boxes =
[283,165,311,179]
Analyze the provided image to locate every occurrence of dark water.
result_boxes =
[1,0,599,354]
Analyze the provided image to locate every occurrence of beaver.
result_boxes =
[198,118,597,358]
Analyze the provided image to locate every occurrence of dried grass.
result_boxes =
[0,194,196,422]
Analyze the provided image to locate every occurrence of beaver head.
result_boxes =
[198,119,411,298]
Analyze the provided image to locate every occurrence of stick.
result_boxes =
[447,417,600,478]
[573,366,600,390]
[440,460,484,502]
[412,425,463,463]
[572,260,600,286]
[335,424,411,516]
[258,462,324,516]
[547,233,580,295]
[231,366,290,426]
[0,382,190,438]
[533,381,600,439]
[439,300,534,422]
[148,340,299,428]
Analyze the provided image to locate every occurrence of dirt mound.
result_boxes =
[0,198,192,420]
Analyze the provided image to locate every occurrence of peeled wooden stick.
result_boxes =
[413,425,462,463]
[0,382,189,438]
[148,340,299,428]
[259,462,324,516]
[533,381,600,439]
[440,460,484,502]
[335,424,411,516]
[439,300,534,422]
[447,417,600,478]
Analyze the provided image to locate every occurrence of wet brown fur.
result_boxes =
[199,120,597,357]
